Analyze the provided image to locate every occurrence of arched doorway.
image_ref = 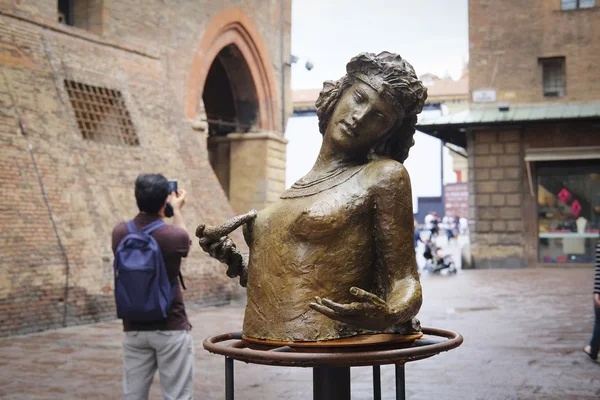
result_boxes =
[203,44,259,136]
[188,8,286,214]
[203,44,259,196]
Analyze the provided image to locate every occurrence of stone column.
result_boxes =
[470,129,525,268]
[206,136,232,198]
[227,132,288,214]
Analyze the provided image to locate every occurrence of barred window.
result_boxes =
[561,0,595,9]
[539,57,565,98]
[64,80,139,146]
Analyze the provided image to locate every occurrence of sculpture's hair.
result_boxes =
[315,52,427,163]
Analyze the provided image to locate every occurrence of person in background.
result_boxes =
[424,211,439,237]
[442,215,456,241]
[414,218,422,249]
[452,215,461,238]
[112,174,194,399]
[583,240,600,363]
[459,216,469,236]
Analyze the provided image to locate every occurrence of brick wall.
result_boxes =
[0,0,290,336]
[469,0,600,103]
[468,129,526,268]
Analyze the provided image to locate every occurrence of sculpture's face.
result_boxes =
[325,80,401,154]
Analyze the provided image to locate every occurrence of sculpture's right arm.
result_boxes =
[196,210,256,287]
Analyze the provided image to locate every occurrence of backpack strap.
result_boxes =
[126,220,138,234]
[178,272,187,290]
[140,219,187,290]
[142,220,166,235]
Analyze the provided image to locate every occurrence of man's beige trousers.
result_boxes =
[122,330,194,400]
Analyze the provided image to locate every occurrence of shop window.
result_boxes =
[539,57,565,98]
[561,0,595,9]
[64,80,139,146]
[537,160,600,264]
[58,0,104,34]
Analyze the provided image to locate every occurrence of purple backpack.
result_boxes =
[113,220,174,321]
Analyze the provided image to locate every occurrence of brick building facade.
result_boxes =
[418,1,600,268]
[0,0,291,336]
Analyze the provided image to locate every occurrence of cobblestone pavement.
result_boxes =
[1,268,599,400]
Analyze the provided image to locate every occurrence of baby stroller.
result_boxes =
[422,240,457,275]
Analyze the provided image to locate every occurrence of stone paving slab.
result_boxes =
[1,268,599,399]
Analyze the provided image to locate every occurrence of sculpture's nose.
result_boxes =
[351,104,370,127]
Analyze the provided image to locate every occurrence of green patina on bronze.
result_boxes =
[197,52,428,342]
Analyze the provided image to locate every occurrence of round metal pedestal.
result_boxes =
[204,327,463,400]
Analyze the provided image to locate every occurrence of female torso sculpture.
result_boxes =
[198,52,428,342]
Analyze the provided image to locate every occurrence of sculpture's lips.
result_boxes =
[339,121,357,137]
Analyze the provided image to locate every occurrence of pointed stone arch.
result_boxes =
[187,7,278,131]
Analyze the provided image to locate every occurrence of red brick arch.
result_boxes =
[187,8,278,131]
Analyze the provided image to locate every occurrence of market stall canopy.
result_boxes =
[416,102,600,149]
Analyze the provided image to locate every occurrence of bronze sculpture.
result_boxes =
[197,52,427,342]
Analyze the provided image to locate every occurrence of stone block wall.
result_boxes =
[468,129,526,268]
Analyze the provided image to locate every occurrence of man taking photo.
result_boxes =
[112,174,193,399]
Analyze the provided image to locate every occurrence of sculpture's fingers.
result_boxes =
[195,223,205,239]
[198,236,215,252]
[222,237,235,250]
[309,302,340,321]
[320,298,363,315]
[209,239,230,262]
[349,287,386,306]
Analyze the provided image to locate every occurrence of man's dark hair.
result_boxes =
[135,174,169,214]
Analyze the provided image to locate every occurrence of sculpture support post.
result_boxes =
[395,363,406,400]
[373,365,381,400]
[313,367,351,400]
[226,357,234,400]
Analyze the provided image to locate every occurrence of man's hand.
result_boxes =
[594,293,600,309]
[169,189,186,211]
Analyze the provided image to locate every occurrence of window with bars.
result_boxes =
[561,0,595,9]
[64,80,139,146]
[539,57,566,98]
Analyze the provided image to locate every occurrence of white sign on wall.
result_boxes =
[472,88,497,103]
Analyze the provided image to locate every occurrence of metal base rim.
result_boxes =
[204,326,463,368]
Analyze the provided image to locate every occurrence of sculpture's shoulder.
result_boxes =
[361,158,410,191]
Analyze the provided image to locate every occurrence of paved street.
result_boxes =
[1,268,599,400]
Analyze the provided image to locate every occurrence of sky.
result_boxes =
[290,0,469,90]
[285,0,468,213]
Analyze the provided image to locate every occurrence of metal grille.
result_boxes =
[540,58,565,98]
[64,80,139,146]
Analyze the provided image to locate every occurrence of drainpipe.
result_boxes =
[279,0,285,133]
[441,141,445,214]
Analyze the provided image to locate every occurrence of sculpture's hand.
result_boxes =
[198,235,235,264]
[309,287,395,331]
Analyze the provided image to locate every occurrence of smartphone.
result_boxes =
[168,180,178,194]
[164,203,174,218]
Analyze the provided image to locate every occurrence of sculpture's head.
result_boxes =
[315,52,427,163]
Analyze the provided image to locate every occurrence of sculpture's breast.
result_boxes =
[290,190,370,244]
